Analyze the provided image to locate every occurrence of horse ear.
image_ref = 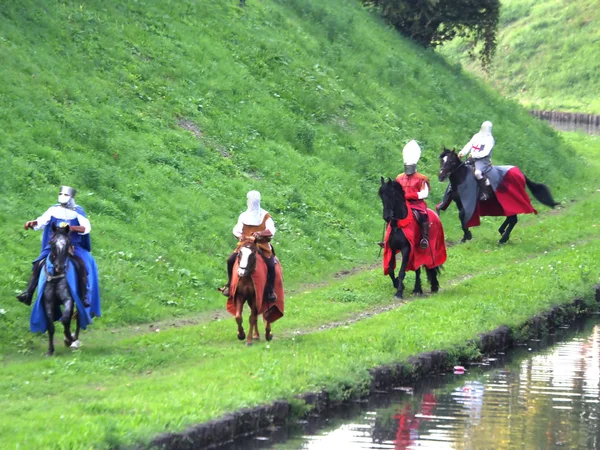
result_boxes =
[64,225,70,234]
[380,176,385,185]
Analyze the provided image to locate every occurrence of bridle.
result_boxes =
[440,154,465,180]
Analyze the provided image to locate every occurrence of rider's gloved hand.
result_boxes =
[24,220,37,230]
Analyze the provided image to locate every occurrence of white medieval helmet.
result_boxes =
[241,190,263,226]
[58,185,77,208]
[402,140,422,175]
[479,121,493,136]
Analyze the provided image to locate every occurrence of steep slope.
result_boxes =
[0,0,580,343]
[440,0,600,113]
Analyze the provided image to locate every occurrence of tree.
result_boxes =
[363,0,500,70]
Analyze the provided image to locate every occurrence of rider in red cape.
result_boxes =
[438,121,537,227]
[384,140,446,274]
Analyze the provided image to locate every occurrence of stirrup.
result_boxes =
[266,291,277,303]
[221,286,230,297]
[419,239,429,249]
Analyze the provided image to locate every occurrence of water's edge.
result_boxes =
[148,285,600,450]
[531,110,600,135]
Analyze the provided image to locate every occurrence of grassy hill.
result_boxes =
[1,1,599,448]
[440,0,600,113]
[0,0,585,348]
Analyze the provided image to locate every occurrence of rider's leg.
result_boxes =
[261,254,277,302]
[222,252,238,297]
[70,255,90,308]
[474,168,491,200]
[16,260,44,306]
[417,212,430,249]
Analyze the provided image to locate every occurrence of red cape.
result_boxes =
[467,166,537,227]
[226,256,285,323]
[383,209,447,274]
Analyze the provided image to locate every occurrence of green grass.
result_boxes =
[0,0,599,447]
[440,0,600,113]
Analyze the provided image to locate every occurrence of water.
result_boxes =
[225,317,600,449]
[546,119,600,135]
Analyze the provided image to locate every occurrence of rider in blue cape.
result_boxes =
[17,186,101,318]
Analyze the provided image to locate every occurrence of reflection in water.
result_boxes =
[225,319,599,449]
[545,120,600,135]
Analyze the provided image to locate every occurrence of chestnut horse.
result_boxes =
[233,238,273,345]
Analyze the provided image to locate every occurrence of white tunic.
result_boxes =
[34,205,91,234]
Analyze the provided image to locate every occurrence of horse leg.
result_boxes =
[412,267,423,295]
[426,267,440,293]
[70,310,81,350]
[387,249,399,289]
[456,199,472,242]
[43,288,55,356]
[247,308,258,346]
[60,287,74,347]
[395,247,410,299]
[499,215,518,244]
[498,217,510,236]
[251,298,260,340]
[235,296,246,341]
[264,317,273,341]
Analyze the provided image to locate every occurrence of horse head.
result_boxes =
[379,177,407,223]
[438,147,461,182]
[49,223,71,274]
[237,238,257,278]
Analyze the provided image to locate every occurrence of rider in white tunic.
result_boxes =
[458,121,494,200]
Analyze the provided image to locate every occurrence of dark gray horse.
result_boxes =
[42,224,81,356]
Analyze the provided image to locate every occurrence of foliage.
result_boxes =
[440,0,600,113]
[363,0,500,69]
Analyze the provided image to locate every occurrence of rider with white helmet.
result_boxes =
[396,140,431,249]
[222,190,277,302]
[458,121,494,200]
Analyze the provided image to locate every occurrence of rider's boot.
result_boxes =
[419,221,430,249]
[16,260,44,306]
[265,257,277,303]
[70,255,90,308]
[477,177,491,201]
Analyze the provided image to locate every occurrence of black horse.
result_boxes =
[42,224,81,356]
[438,148,558,244]
[378,177,441,299]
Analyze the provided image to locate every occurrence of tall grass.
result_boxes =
[440,0,600,113]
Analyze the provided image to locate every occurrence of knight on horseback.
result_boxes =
[222,190,277,303]
[396,140,431,249]
[458,121,494,201]
[17,186,99,314]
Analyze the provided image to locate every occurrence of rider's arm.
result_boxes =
[458,140,472,159]
[417,182,429,200]
[232,215,244,239]
[264,217,276,237]
[32,206,55,231]
[74,213,91,234]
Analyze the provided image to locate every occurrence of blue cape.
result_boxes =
[40,205,91,252]
[30,257,93,333]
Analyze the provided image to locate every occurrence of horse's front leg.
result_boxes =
[70,310,81,350]
[59,283,74,347]
[412,267,423,295]
[456,198,472,242]
[247,304,258,346]
[235,295,246,341]
[264,317,272,341]
[499,215,518,244]
[43,287,55,356]
[395,247,411,299]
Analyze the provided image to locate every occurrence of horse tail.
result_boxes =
[525,176,559,208]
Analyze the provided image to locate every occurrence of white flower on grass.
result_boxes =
[0,309,6,315]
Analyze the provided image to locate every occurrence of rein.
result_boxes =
[44,262,67,282]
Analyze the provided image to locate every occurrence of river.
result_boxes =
[224,316,600,449]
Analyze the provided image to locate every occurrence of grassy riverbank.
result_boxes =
[1,134,598,449]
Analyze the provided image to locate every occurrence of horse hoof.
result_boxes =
[498,238,508,244]
[394,292,403,299]
[245,341,253,346]
[237,332,246,341]
[70,340,80,350]
[64,338,73,347]
[252,335,260,341]
[45,351,54,357]
[266,332,273,341]
[412,289,423,296]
